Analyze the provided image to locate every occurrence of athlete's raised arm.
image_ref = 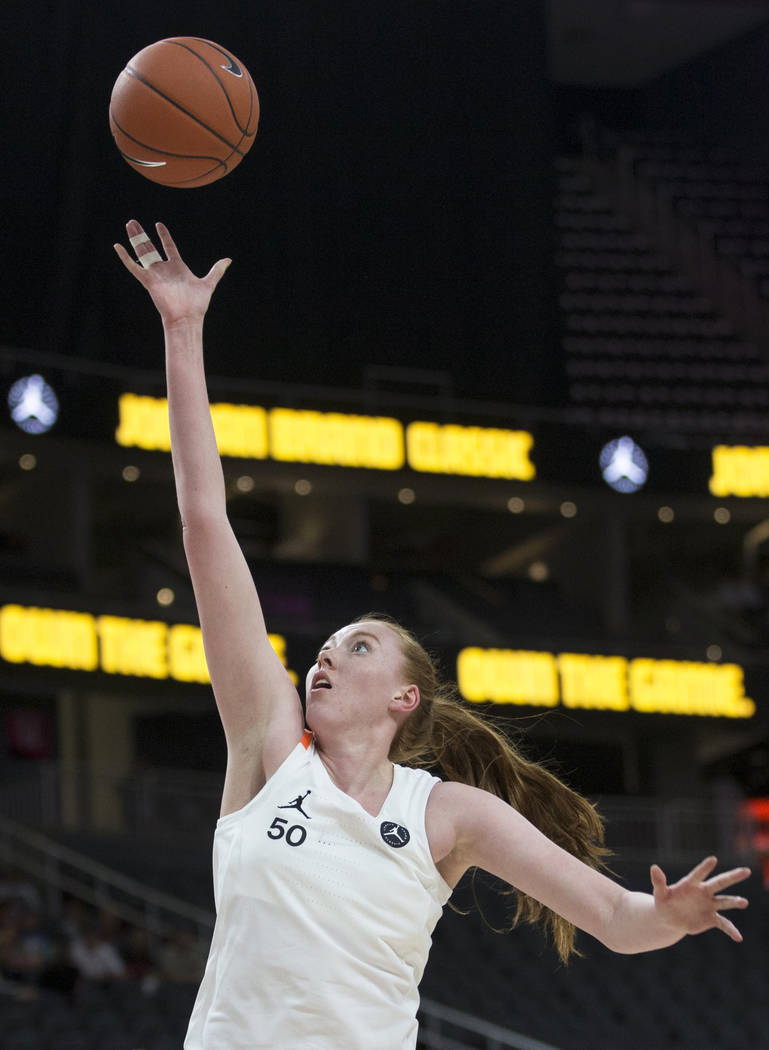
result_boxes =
[427,780,750,953]
[114,221,304,813]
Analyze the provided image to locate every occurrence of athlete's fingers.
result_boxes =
[712,895,749,911]
[204,257,232,290]
[125,219,144,240]
[155,222,181,261]
[703,867,751,893]
[130,233,163,268]
[650,864,668,895]
[114,241,147,280]
[687,856,719,883]
[715,913,744,942]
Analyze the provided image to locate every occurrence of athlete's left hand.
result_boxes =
[650,856,750,942]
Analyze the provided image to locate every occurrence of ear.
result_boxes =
[392,684,420,715]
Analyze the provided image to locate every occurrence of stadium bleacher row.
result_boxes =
[2,862,766,1050]
[420,867,769,1050]
[555,153,769,428]
[1,981,197,1050]
[618,135,769,305]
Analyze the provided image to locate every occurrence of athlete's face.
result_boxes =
[304,621,409,729]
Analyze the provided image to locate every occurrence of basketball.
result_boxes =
[109,37,259,188]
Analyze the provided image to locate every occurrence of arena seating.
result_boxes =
[420,865,768,1050]
[620,136,769,301]
[2,867,764,1050]
[555,154,769,432]
[1,980,197,1050]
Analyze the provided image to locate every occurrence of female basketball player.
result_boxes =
[115,221,750,1050]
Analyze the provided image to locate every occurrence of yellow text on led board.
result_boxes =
[0,604,294,685]
[557,653,629,711]
[458,646,755,718]
[115,394,269,460]
[710,444,769,498]
[628,658,754,718]
[407,422,536,480]
[0,605,99,671]
[115,393,536,481]
[115,394,171,452]
[96,616,168,679]
[269,408,404,469]
[456,648,559,706]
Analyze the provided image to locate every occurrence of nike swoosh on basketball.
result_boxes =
[219,57,243,77]
[121,153,167,168]
[200,40,243,78]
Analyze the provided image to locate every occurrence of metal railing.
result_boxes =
[0,810,557,1050]
[1,760,222,838]
[597,795,754,866]
[419,999,560,1050]
[1,761,756,865]
[0,813,214,947]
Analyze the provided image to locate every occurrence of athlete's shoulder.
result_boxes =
[425,780,486,830]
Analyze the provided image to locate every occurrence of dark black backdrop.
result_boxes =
[3,1,559,404]
[643,19,769,159]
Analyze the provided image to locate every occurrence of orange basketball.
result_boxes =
[109,37,259,188]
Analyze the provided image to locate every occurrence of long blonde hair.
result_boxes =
[356,613,610,963]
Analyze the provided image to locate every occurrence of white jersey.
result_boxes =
[184,731,452,1050]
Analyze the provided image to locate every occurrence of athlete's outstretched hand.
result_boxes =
[114,220,231,329]
[650,855,750,942]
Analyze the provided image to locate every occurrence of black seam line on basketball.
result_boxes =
[230,124,257,158]
[212,43,257,135]
[165,162,230,186]
[172,39,256,135]
[165,40,253,137]
[124,66,246,155]
[220,141,249,172]
[111,114,227,167]
[111,114,226,163]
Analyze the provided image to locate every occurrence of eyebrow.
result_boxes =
[319,629,381,651]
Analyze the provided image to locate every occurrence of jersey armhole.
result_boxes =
[217,730,314,828]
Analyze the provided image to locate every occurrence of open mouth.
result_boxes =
[311,675,332,691]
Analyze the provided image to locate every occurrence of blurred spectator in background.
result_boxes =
[0,875,211,1010]
[0,900,52,989]
[121,926,155,981]
[58,895,87,941]
[70,922,126,983]
[38,933,80,1003]
[0,866,41,911]
[157,928,206,984]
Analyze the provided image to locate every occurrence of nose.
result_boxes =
[318,647,335,668]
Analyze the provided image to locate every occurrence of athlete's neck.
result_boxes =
[316,738,395,818]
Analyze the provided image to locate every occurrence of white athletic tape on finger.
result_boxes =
[129,232,163,268]
[139,250,163,268]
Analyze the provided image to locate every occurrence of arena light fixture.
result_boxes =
[8,374,59,435]
[600,436,648,494]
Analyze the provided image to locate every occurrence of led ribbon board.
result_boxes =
[0,604,294,685]
[115,394,536,481]
[710,445,769,498]
[3,605,755,719]
[457,647,755,718]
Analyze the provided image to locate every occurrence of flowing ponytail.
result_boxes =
[356,613,611,963]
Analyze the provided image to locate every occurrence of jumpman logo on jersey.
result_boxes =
[278,790,312,819]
